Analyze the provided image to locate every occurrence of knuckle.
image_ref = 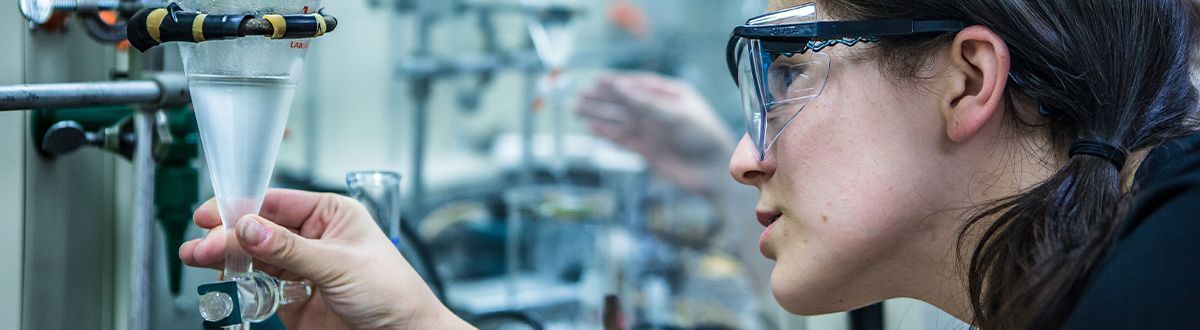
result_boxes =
[272,230,299,261]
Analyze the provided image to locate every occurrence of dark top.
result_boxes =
[1063,134,1200,329]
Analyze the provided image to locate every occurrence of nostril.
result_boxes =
[742,170,765,182]
[731,135,774,185]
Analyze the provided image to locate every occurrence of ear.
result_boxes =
[940,25,1011,143]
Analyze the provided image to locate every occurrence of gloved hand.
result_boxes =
[577,72,736,195]
[179,189,471,330]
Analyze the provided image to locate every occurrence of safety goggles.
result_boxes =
[727,3,966,161]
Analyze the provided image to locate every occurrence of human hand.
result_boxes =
[577,72,735,194]
[179,189,471,330]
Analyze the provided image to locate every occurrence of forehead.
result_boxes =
[768,0,814,11]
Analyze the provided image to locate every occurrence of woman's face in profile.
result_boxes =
[729,0,984,315]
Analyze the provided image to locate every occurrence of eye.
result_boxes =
[766,57,810,100]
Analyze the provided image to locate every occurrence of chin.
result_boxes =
[769,266,873,316]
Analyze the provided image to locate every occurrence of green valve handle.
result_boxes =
[126,3,339,52]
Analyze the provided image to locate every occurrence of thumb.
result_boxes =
[236,214,335,282]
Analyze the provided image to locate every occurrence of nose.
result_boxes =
[730,134,776,186]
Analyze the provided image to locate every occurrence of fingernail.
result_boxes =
[238,216,268,246]
[181,239,200,250]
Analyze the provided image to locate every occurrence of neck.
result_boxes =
[911,122,1062,324]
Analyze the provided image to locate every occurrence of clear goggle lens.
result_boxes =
[735,38,830,161]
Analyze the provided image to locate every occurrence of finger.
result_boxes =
[181,228,289,277]
[257,189,335,229]
[624,72,686,93]
[577,100,634,125]
[195,189,334,231]
[615,73,693,107]
[191,226,228,268]
[579,83,623,105]
[194,199,221,229]
[236,215,340,283]
[589,121,634,144]
[179,238,203,267]
[611,78,671,109]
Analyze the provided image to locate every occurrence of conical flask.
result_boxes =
[180,0,321,279]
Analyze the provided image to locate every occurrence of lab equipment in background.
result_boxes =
[125,0,339,327]
[504,185,622,329]
[0,69,194,330]
[29,106,203,296]
[347,171,404,240]
[524,0,580,181]
[18,0,147,42]
[524,0,577,70]
[346,171,446,298]
[0,75,190,111]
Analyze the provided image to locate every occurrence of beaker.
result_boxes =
[346,171,403,241]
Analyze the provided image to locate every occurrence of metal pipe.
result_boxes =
[0,75,190,111]
[128,42,157,330]
[407,14,435,225]
[131,108,155,330]
[395,45,648,80]
[0,81,160,110]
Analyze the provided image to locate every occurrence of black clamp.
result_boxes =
[127,3,339,52]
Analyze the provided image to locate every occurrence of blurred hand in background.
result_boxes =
[577,72,736,196]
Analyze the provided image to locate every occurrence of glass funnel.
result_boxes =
[523,0,579,181]
[180,0,322,326]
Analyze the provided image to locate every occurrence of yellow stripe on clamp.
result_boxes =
[146,8,169,43]
[313,14,327,37]
[263,15,287,39]
[192,13,207,42]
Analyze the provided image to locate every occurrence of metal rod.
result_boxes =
[0,81,160,111]
[0,75,190,111]
[131,108,155,330]
[407,14,435,225]
[394,44,648,80]
[520,71,536,186]
[128,43,156,330]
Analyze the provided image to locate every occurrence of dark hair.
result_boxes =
[818,0,1200,328]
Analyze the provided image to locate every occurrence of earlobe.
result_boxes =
[943,26,1010,143]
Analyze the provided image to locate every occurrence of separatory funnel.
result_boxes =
[523,0,580,181]
[126,1,338,328]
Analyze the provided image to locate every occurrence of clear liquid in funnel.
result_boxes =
[190,74,296,275]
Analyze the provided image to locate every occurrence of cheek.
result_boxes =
[772,66,924,222]
[764,61,944,313]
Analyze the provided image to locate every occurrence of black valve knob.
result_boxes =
[41,120,103,156]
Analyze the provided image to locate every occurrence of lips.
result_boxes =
[756,211,782,228]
